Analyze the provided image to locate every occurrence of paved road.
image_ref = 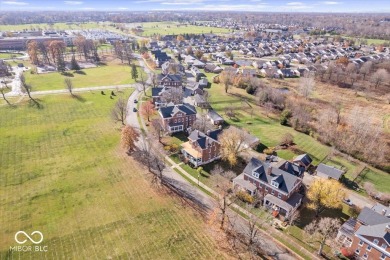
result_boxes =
[126,57,297,260]
[5,84,135,97]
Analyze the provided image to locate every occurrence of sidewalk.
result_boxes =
[137,102,320,260]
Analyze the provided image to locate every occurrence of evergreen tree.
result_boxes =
[56,53,66,72]
[131,64,138,81]
[70,55,80,71]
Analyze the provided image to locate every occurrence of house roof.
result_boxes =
[243,157,300,194]
[207,109,224,122]
[278,161,305,177]
[159,103,196,118]
[358,207,390,226]
[316,163,345,180]
[356,222,390,246]
[157,73,182,82]
[233,174,257,192]
[293,154,312,167]
[181,141,202,159]
[152,87,165,97]
[372,203,390,217]
[187,129,221,149]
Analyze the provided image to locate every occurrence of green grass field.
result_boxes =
[23,63,145,91]
[129,22,230,36]
[0,22,104,31]
[0,52,23,59]
[0,90,225,259]
[204,71,389,192]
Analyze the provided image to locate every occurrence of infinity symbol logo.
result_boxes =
[15,231,43,244]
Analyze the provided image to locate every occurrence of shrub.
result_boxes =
[163,145,171,151]
[263,147,275,155]
[246,85,256,95]
[236,191,254,204]
[170,144,179,153]
[280,109,292,125]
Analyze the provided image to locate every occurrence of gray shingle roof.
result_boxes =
[243,158,300,194]
[316,163,345,180]
[293,154,312,167]
[187,129,221,149]
[358,207,390,226]
[159,103,196,119]
[356,222,390,245]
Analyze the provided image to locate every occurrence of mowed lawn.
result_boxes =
[0,91,225,259]
[23,64,144,91]
[205,74,390,192]
[206,78,329,164]
[0,52,23,59]
[0,22,103,31]
[129,22,230,36]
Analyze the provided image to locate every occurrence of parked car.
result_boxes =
[343,198,353,206]
[133,107,137,112]
[134,99,138,103]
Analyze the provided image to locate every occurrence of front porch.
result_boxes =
[264,193,303,220]
[168,124,184,133]
[181,142,203,167]
[336,218,356,247]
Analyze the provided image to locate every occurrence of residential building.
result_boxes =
[233,157,303,220]
[158,103,197,133]
[207,109,224,125]
[157,73,183,88]
[316,163,345,181]
[292,154,312,170]
[181,129,222,167]
[337,203,390,260]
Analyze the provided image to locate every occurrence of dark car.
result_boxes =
[134,99,138,103]
[133,107,137,112]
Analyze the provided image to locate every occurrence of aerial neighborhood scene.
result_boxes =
[1,0,390,259]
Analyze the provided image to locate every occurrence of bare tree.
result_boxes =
[219,126,250,168]
[371,68,389,89]
[219,70,235,93]
[139,70,148,95]
[304,217,341,256]
[151,118,164,143]
[19,74,40,107]
[216,182,233,230]
[192,113,214,133]
[64,77,73,96]
[0,87,11,106]
[359,61,372,80]
[160,87,184,105]
[299,75,315,99]
[111,96,127,125]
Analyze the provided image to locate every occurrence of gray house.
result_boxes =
[316,163,345,181]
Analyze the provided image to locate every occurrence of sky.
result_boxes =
[0,0,389,12]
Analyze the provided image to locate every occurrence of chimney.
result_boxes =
[386,224,390,233]
[382,209,387,216]
[267,166,272,175]
[206,130,210,136]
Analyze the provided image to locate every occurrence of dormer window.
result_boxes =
[373,239,379,245]
[271,180,279,188]
[252,171,259,178]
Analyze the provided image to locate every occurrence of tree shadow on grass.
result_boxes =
[61,72,74,77]
[74,70,86,75]
[28,99,44,109]
[72,94,86,102]
[162,175,212,220]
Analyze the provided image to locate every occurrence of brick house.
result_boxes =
[181,129,221,167]
[336,203,390,260]
[157,73,182,88]
[158,103,197,133]
[233,157,303,220]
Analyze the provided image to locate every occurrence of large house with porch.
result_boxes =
[157,73,183,88]
[233,157,303,220]
[336,203,390,260]
[181,129,221,167]
[158,103,197,134]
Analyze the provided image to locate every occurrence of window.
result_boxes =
[380,254,386,260]
[359,240,364,246]
[382,243,387,249]
[252,172,259,178]
[278,193,282,199]
[271,180,279,188]
[271,190,275,195]
[367,245,371,251]
[355,249,360,254]
[265,188,268,192]
[373,239,379,245]
[362,253,368,259]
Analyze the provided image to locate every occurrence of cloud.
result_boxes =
[321,1,342,4]
[64,1,83,5]
[118,7,128,10]
[163,3,269,11]
[1,1,28,5]
[286,1,304,5]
